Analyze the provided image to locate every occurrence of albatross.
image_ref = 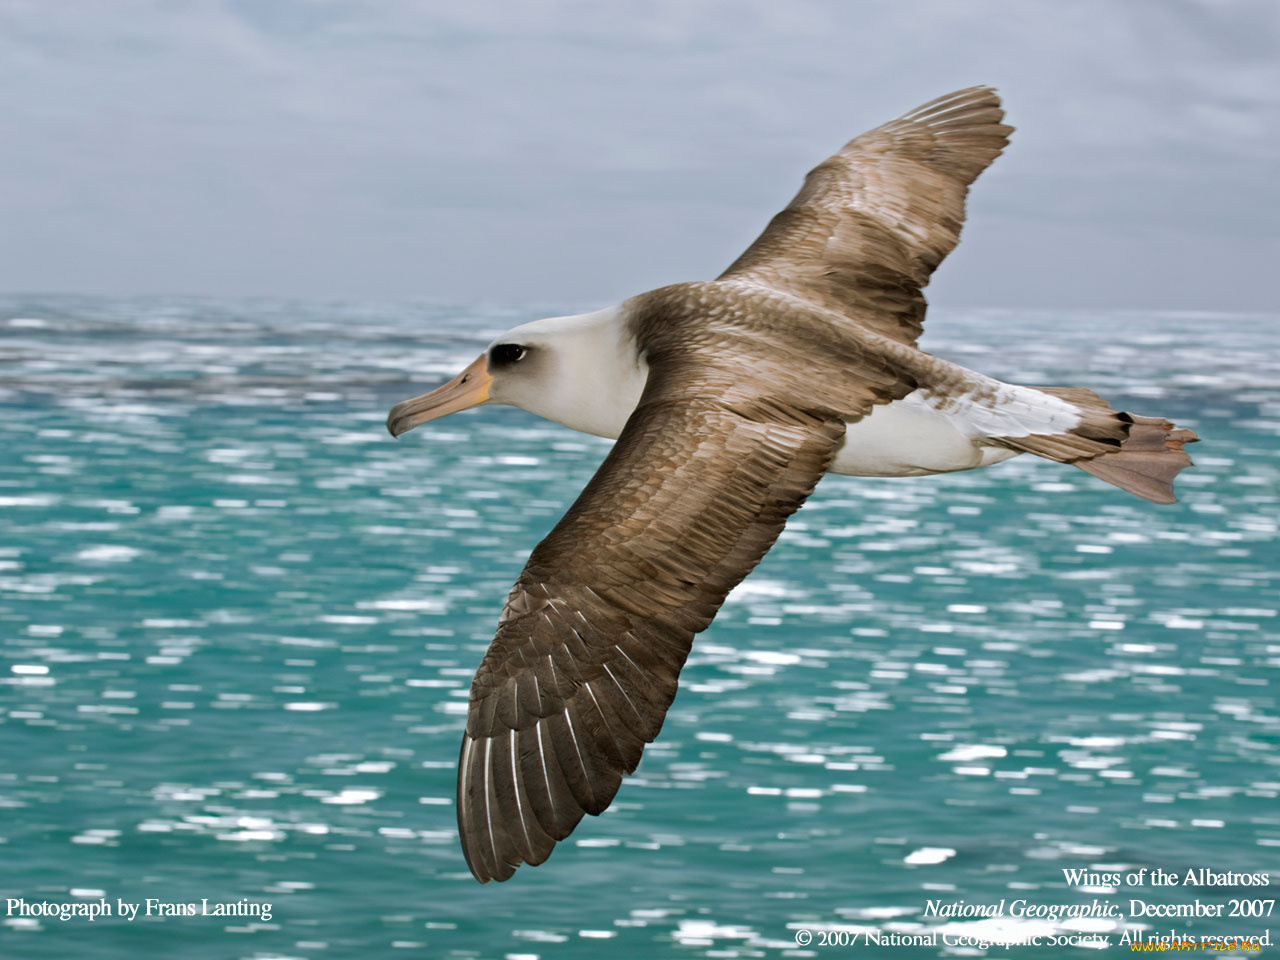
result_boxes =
[386,86,1197,883]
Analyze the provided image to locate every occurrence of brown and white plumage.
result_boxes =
[386,87,1197,883]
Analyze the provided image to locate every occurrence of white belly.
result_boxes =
[830,391,1020,477]
[514,318,1080,479]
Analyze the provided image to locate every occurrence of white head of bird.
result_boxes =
[386,302,647,441]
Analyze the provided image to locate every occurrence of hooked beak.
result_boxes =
[386,354,492,437]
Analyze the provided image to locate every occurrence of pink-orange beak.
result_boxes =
[386,354,492,437]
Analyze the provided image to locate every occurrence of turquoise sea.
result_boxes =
[1,295,1276,958]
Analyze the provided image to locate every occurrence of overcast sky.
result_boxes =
[2,0,1276,310]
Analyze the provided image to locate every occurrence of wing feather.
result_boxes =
[457,385,845,881]
[720,85,1013,344]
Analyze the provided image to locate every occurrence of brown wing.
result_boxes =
[720,86,1013,345]
[457,379,845,882]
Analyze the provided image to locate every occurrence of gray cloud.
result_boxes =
[1,0,1276,309]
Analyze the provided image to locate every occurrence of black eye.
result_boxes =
[490,343,526,366]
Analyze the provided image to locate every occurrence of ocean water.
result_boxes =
[1,295,1276,958]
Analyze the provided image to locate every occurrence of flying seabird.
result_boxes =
[386,87,1197,883]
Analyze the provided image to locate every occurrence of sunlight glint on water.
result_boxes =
[0,296,1276,957]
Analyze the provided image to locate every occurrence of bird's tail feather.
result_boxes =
[994,387,1198,504]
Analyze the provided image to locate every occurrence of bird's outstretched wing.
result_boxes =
[719,86,1013,345]
[457,375,845,882]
